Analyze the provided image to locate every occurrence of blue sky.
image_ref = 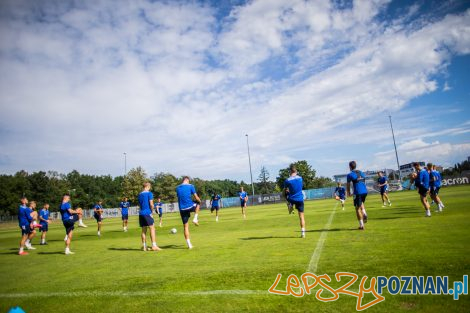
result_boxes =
[0,0,469,181]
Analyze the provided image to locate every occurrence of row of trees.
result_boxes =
[441,159,470,177]
[0,160,335,216]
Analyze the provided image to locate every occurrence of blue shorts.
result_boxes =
[288,199,304,213]
[418,186,428,197]
[139,215,154,227]
[430,186,440,196]
[121,214,129,221]
[240,200,246,208]
[180,205,197,224]
[20,224,32,235]
[353,194,367,208]
[63,214,79,235]
[211,205,219,212]
[39,222,48,232]
[380,187,388,195]
[94,214,103,222]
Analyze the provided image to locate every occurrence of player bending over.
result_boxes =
[39,203,50,245]
[410,162,431,217]
[427,163,445,212]
[154,198,164,227]
[346,161,368,230]
[284,164,306,238]
[93,200,104,237]
[60,194,84,255]
[210,193,222,222]
[138,182,161,252]
[377,171,392,207]
[120,197,130,232]
[176,176,202,249]
[239,187,248,219]
[18,197,35,255]
[334,182,346,210]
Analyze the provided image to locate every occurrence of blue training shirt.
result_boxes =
[60,202,73,221]
[211,195,221,207]
[176,183,197,211]
[284,175,304,202]
[154,202,163,214]
[18,205,33,226]
[239,191,247,201]
[39,209,49,224]
[347,170,368,195]
[138,191,153,215]
[335,186,346,199]
[429,170,441,188]
[414,169,430,189]
[120,201,130,215]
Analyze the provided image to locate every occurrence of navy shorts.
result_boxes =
[180,205,197,224]
[240,200,246,208]
[288,199,304,213]
[353,194,367,208]
[20,224,32,235]
[418,186,428,197]
[158,212,163,218]
[121,214,129,221]
[139,215,154,227]
[39,222,48,232]
[211,206,219,212]
[430,186,440,196]
[63,214,79,235]
[94,214,103,222]
[380,187,388,195]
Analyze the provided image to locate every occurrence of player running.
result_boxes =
[210,193,222,222]
[377,171,392,207]
[238,187,248,219]
[334,182,346,210]
[120,197,130,232]
[283,164,306,238]
[60,194,85,255]
[93,200,104,237]
[138,182,161,252]
[176,176,202,249]
[154,198,164,227]
[410,162,431,217]
[18,196,35,255]
[427,163,445,212]
[39,203,50,245]
[346,161,368,230]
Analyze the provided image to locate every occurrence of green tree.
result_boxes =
[153,173,179,202]
[257,166,273,194]
[122,167,148,204]
[276,160,317,190]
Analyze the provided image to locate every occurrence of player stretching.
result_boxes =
[284,164,306,238]
[210,193,221,222]
[334,182,346,210]
[93,200,104,237]
[410,162,431,217]
[377,171,392,207]
[176,176,202,249]
[25,201,40,248]
[154,198,164,227]
[138,182,161,252]
[428,163,444,212]
[120,197,130,232]
[39,203,50,245]
[18,197,35,255]
[347,161,368,230]
[60,194,84,254]
[239,187,248,219]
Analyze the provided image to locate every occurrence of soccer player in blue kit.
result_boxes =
[154,198,164,227]
[176,176,202,249]
[427,163,444,213]
[39,203,50,245]
[334,182,346,210]
[239,187,248,219]
[346,161,368,230]
[138,182,161,252]
[377,171,391,207]
[60,194,85,255]
[410,162,431,217]
[283,164,306,238]
[18,196,34,255]
[210,193,222,222]
[93,200,104,237]
[120,197,130,232]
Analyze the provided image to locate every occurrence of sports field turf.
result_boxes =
[1,185,469,312]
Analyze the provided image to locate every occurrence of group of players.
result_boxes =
[16,161,445,254]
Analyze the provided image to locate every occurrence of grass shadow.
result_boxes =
[239,236,297,240]
[306,228,356,233]
[108,247,142,251]
[0,251,19,255]
[37,251,64,255]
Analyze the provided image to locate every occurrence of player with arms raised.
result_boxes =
[334,182,346,210]
[210,193,222,222]
[238,187,248,219]
[283,164,306,238]
[138,182,161,252]
[346,161,368,230]
[377,171,392,207]
[176,176,202,249]
[410,162,431,217]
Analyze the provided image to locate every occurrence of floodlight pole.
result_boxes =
[245,134,255,205]
[123,152,127,176]
[389,115,401,181]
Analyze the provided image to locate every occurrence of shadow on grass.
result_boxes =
[239,236,297,240]
[0,251,19,255]
[37,251,64,255]
[108,244,186,251]
[306,228,356,233]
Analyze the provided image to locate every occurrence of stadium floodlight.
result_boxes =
[123,152,127,176]
[389,115,401,181]
[245,134,255,205]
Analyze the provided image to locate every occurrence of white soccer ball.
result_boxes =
[170,228,177,234]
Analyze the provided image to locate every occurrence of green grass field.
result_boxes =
[1,186,469,312]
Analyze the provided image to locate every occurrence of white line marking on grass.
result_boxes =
[307,202,337,274]
[0,290,267,298]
